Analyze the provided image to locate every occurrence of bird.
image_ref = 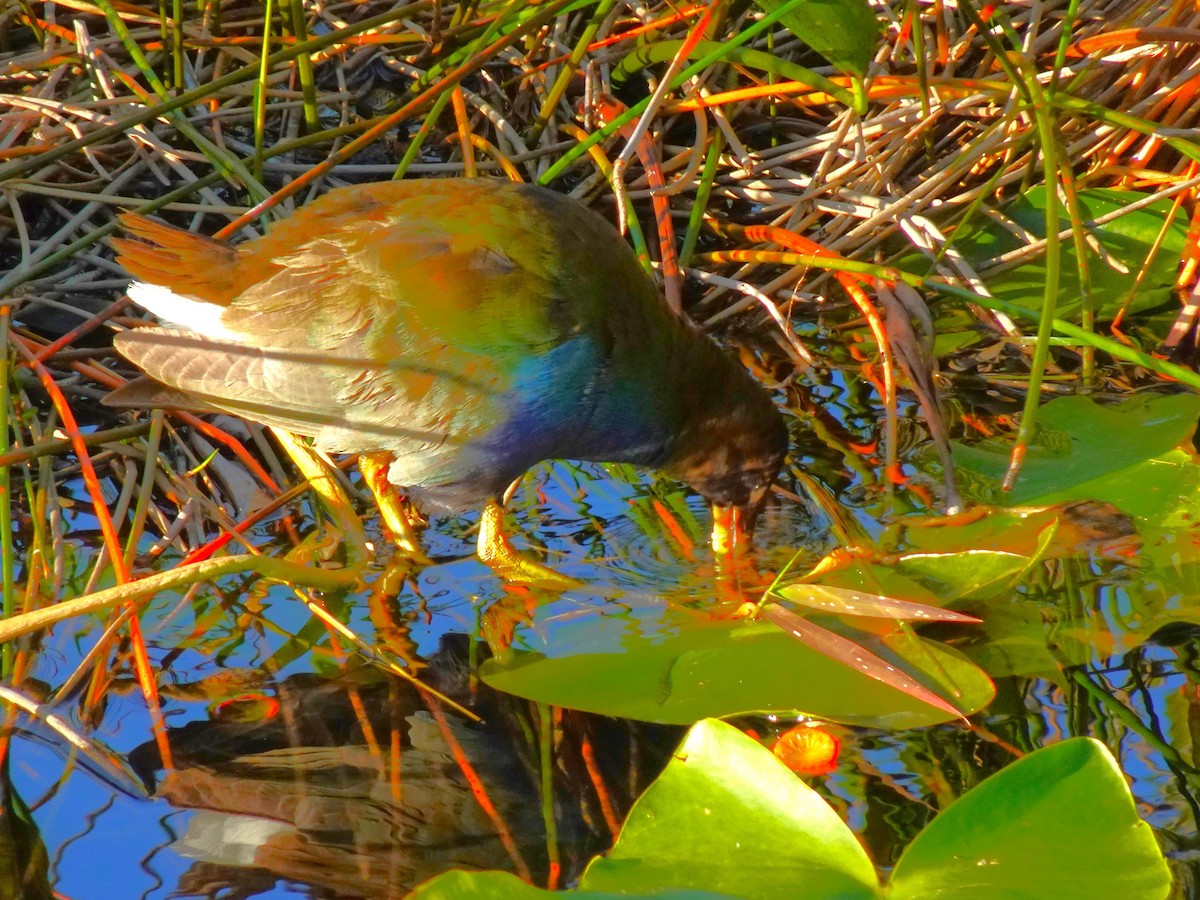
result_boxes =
[104,178,788,584]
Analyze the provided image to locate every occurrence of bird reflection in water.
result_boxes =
[131,636,679,897]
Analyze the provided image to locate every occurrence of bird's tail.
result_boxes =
[111,214,242,307]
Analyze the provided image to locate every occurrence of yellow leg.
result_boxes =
[358,452,430,562]
[711,503,748,557]
[271,428,370,566]
[711,503,765,601]
[477,499,580,590]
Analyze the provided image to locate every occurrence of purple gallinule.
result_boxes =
[105,179,787,582]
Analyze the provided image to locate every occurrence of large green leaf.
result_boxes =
[410,870,729,899]
[1036,447,1200,527]
[949,187,1188,319]
[752,0,879,76]
[580,719,878,898]
[952,392,1200,511]
[889,738,1172,899]
[481,608,993,728]
[892,550,1033,601]
[412,726,1169,900]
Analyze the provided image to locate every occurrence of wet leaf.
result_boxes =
[953,598,1097,680]
[952,392,1200,513]
[481,605,993,728]
[751,0,879,76]
[889,738,1171,900]
[580,719,879,898]
[892,550,1033,601]
[1038,447,1200,527]
[417,726,1168,900]
[411,869,727,898]
[761,604,967,720]
[951,186,1188,319]
[776,583,983,622]
[890,502,1139,570]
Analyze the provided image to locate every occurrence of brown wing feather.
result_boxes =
[103,375,221,413]
[111,329,456,450]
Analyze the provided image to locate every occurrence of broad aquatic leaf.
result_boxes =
[785,553,1006,618]
[411,870,730,898]
[1035,447,1200,528]
[952,392,1200,511]
[893,550,1034,601]
[952,599,1079,680]
[580,719,879,899]
[888,503,1131,560]
[410,871,564,898]
[418,730,1168,900]
[481,605,993,728]
[950,186,1188,319]
[752,0,879,76]
[888,738,1171,900]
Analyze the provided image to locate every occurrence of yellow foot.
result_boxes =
[477,499,581,590]
[711,503,751,558]
[358,452,431,564]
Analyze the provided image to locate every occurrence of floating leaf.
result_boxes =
[418,729,1170,900]
[580,719,879,899]
[892,504,1132,566]
[777,583,982,623]
[481,605,993,728]
[410,870,727,899]
[761,604,967,720]
[1037,447,1200,528]
[952,392,1200,511]
[892,550,1034,601]
[951,186,1188,319]
[889,738,1171,899]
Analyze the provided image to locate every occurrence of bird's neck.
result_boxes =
[669,335,767,453]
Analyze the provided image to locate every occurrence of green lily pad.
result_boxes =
[481,607,994,728]
[952,392,1200,512]
[948,599,1092,681]
[889,738,1171,899]
[580,719,878,899]
[413,723,1169,900]
[888,503,1132,560]
[950,186,1188,319]
[894,550,1033,601]
[1040,447,1200,527]
[410,870,729,899]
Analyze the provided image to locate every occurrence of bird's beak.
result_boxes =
[711,483,771,556]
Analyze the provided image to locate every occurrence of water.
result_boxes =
[5,445,1200,896]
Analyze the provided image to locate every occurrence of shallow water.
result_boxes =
[5,450,1200,897]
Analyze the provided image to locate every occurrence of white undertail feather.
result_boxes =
[127,281,238,341]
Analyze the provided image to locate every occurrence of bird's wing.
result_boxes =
[111,181,587,458]
[110,330,462,448]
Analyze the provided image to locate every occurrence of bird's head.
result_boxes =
[666,396,788,554]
